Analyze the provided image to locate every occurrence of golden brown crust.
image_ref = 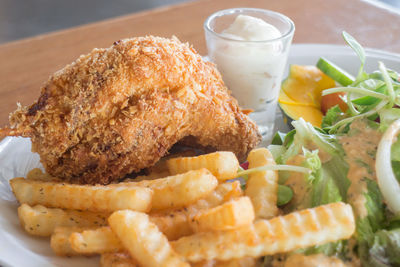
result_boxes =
[6,36,260,184]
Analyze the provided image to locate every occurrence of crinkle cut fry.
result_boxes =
[67,182,243,254]
[18,204,108,236]
[149,211,192,241]
[70,226,123,254]
[50,227,91,256]
[69,210,189,249]
[171,202,355,262]
[245,148,278,219]
[120,168,218,211]
[166,151,239,181]
[153,180,243,238]
[10,177,153,213]
[190,196,255,232]
[185,180,243,215]
[34,181,243,258]
[108,210,190,267]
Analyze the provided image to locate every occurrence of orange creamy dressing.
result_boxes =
[339,120,382,218]
[306,142,332,163]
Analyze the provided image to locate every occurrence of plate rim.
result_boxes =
[290,43,400,59]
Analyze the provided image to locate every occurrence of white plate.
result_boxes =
[1,44,400,267]
[0,137,99,267]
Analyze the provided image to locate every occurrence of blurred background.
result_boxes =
[0,0,398,44]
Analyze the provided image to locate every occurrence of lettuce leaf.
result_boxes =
[364,179,385,233]
[379,108,400,133]
[285,119,350,201]
[392,140,400,162]
[292,119,344,157]
[271,131,287,145]
[359,229,400,267]
[297,240,348,260]
[294,148,347,258]
[356,179,385,241]
[275,119,350,208]
[298,149,342,207]
[321,156,350,202]
[274,121,350,258]
[355,179,390,267]
[321,105,343,129]
[391,161,400,183]
[311,167,342,207]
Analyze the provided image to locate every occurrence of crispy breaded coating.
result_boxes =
[3,36,260,184]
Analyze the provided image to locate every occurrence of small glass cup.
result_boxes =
[204,8,295,142]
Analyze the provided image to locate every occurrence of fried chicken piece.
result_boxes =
[2,36,260,184]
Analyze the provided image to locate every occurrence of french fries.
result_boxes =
[100,252,138,267]
[172,202,355,261]
[191,197,255,232]
[245,148,278,219]
[68,209,210,254]
[71,181,244,247]
[18,204,108,236]
[50,227,90,256]
[70,226,123,254]
[151,181,243,239]
[149,211,193,241]
[9,149,358,267]
[122,169,218,211]
[10,178,153,213]
[53,182,244,254]
[108,210,190,267]
[186,181,243,215]
[166,152,239,181]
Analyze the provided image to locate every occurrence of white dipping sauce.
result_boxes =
[221,15,281,41]
[209,15,287,111]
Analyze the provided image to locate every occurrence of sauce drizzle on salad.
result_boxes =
[339,120,381,218]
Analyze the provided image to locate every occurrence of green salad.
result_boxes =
[262,32,400,266]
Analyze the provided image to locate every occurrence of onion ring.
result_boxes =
[376,118,400,214]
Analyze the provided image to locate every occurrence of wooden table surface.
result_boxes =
[0,0,399,127]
